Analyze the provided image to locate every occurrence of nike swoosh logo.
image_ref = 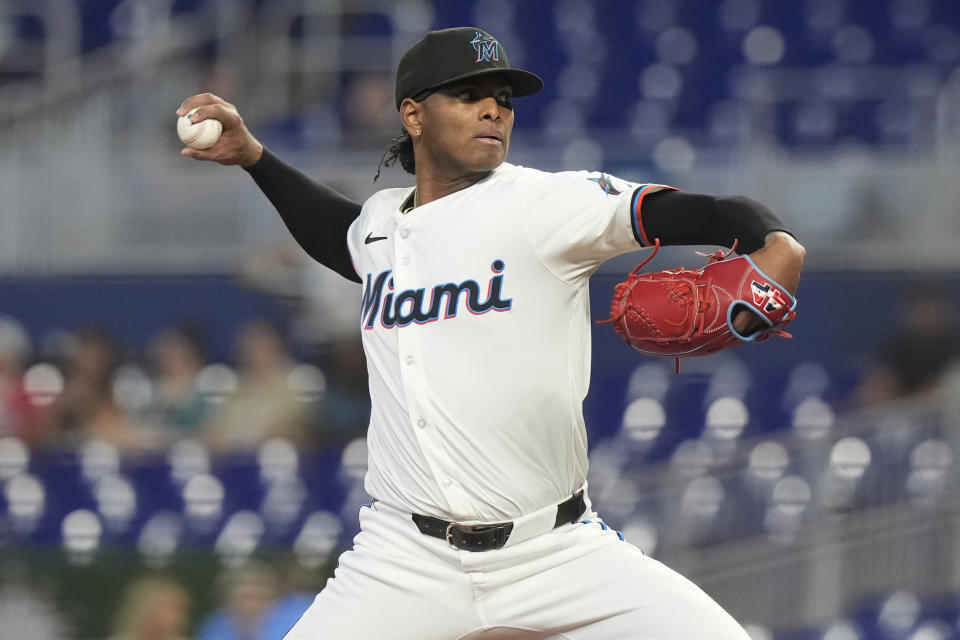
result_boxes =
[365,232,388,244]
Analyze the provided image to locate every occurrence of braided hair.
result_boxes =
[374,130,416,181]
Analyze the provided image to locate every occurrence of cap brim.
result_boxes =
[424,67,544,99]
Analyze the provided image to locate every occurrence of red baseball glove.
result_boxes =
[604,241,797,372]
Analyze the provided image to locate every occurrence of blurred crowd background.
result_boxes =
[2,0,960,639]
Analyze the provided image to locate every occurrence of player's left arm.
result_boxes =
[639,190,805,333]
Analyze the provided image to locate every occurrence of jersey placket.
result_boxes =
[391,216,473,517]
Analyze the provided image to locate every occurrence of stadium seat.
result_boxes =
[791,397,836,442]
[821,619,863,640]
[744,622,775,640]
[60,507,102,566]
[748,440,791,484]
[670,438,715,478]
[782,362,831,410]
[288,362,326,399]
[195,363,238,403]
[624,361,673,403]
[181,472,225,541]
[904,438,954,508]
[5,471,46,538]
[703,356,753,406]
[620,397,668,447]
[907,620,952,640]
[293,510,344,569]
[742,440,792,520]
[829,436,872,482]
[256,436,300,485]
[214,509,266,567]
[78,438,121,484]
[0,436,29,481]
[22,362,64,407]
[618,514,659,556]
[167,437,211,485]
[259,474,309,542]
[111,363,153,416]
[676,474,728,546]
[764,474,812,544]
[338,436,368,485]
[705,396,750,440]
[137,509,184,567]
[92,472,137,537]
[875,590,924,640]
[703,395,750,466]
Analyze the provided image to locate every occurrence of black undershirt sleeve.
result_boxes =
[244,148,362,283]
[638,190,794,255]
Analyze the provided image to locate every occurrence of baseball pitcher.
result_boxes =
[178,26,804,640]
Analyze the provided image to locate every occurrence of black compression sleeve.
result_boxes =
[639,190,794,254]
[244,148,362,283]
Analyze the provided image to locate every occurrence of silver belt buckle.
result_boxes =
[444,522,459,548]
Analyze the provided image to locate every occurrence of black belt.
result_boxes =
[412,490,586,552]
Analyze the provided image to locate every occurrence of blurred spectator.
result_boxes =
[203,320,310,452]
[147,324,212,437]
[318,337,370,445]
[0,560,68,640]
[240,244,364,445]
[110,574,190,640]
[259,562,318,640]
[195,562,284,640]
[853,281,960,406]
[241,241,360,353]
[0,316,43,444]
[46,328,154,452]
[295,256,364,353]
[342,72,396,144]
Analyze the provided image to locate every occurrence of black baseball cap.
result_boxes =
[395,27,544,110]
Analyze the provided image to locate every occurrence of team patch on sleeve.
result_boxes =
[587,173,623,196]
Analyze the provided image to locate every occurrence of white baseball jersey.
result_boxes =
[346,163,674,522]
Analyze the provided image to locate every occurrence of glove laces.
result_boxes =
[695,239,738,263]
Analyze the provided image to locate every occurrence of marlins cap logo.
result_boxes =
[471,31,499,62]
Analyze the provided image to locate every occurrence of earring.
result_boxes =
[416,128,421,136]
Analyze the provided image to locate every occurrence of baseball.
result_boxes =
[177,107,222,150]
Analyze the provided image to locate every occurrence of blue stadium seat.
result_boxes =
[92,472,138,543]
[904,438,954,508]
[137,509,184,567]
[620,397,668,449]
[213,509,266,567]
[292,509,344,569]
[763,474,812,544]
[0,436,30,482]
[675,473,735,546]
[743,439,791,500]
[60,508,103,565]
[852,590,922,640]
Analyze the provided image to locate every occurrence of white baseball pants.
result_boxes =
[283,500,750,639]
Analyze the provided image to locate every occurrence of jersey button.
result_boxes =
[400,256,410,266]
[442,477,453,488]
[405,355,414,365]
[416,418,427,429]
[399,229,410,239]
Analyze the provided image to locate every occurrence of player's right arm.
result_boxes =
[177,93,362,283]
